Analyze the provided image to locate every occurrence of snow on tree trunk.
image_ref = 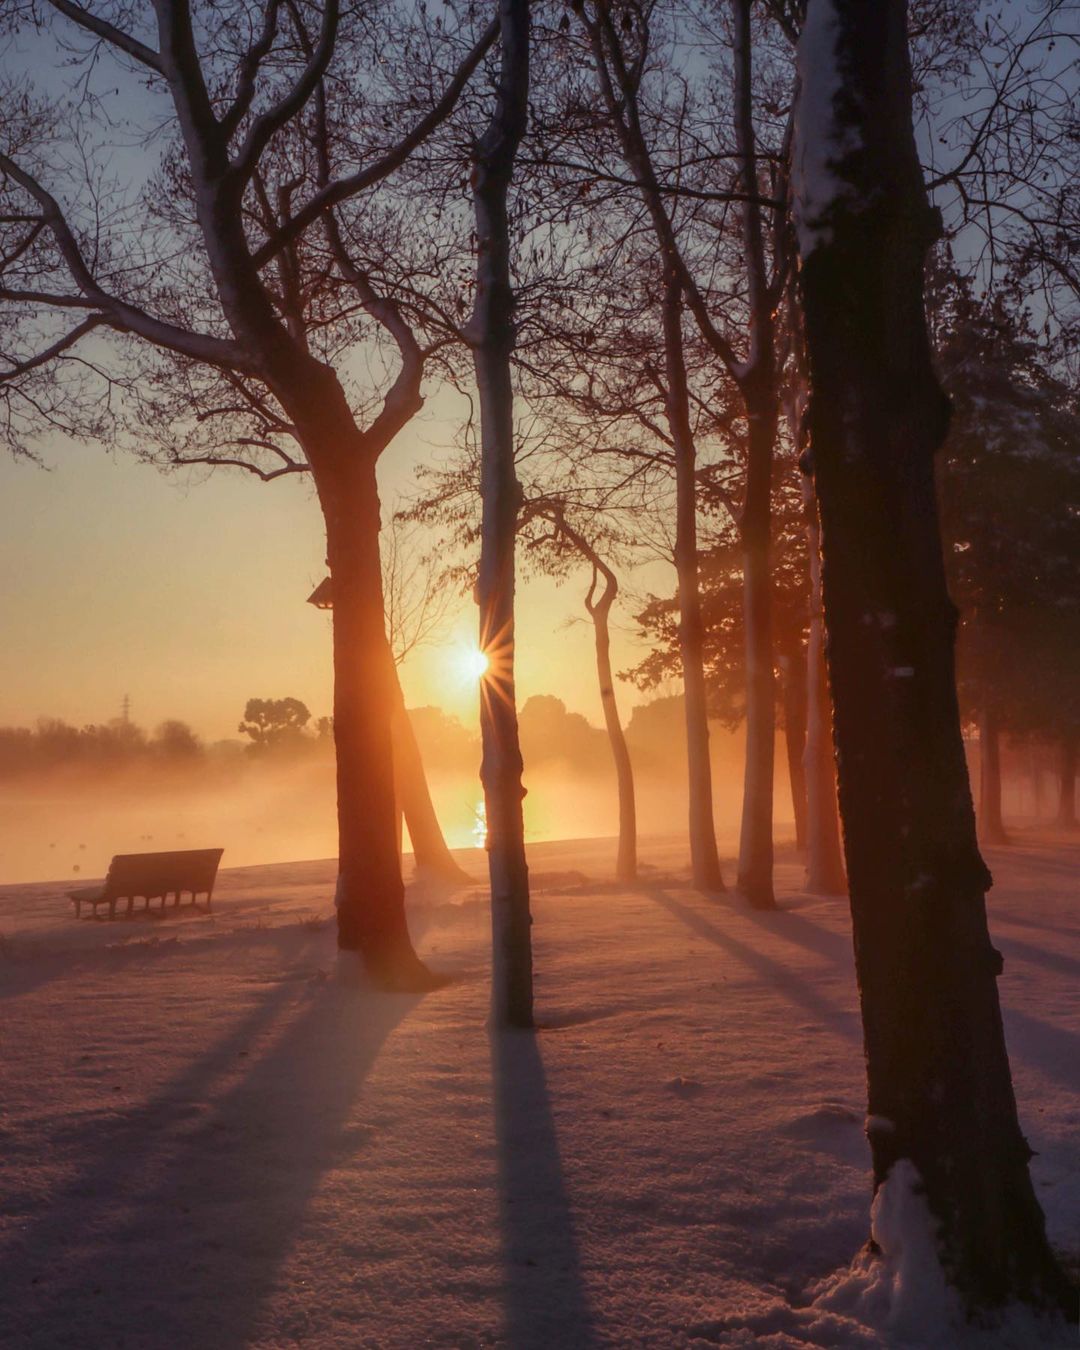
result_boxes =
[663,275,726,893]
[802,476,847,896]
[468,0,534,1029]
[794,0,1075,1315]
[979,704,1009,846]
[1057,733,1078,829]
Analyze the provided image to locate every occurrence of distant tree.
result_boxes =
[793,0,1074,1314]
[238,698,311,752]
[153,720,203,760]
[929,256,1080,845]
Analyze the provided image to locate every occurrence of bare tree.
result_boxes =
[793,0,1075,1313]
[0,0,494,988]
[465,0,534,1028]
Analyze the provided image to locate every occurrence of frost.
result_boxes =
[792,0,863,257]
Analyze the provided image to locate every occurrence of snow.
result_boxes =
[791,0,862,258]
[0,832,1076,1348]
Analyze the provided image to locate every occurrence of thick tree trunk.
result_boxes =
[979,704,1009,846]
[794,0,1073,1315]
[778,647,808,852]
[318,451,432,988]
[390,675,471,885]
[737,409,778,908]
[663,277,726,893]
[468,0,533,1028]
[589,581,638,883]
[1057,733,1078,829]
[802,479,847,896]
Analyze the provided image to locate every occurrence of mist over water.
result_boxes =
[0,729,765,886]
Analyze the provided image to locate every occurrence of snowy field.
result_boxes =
[0,833,1076,1348]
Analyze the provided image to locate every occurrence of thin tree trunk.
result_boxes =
[588,572,638,883]
[390,676,472,885]
[794,0,1073,1314]
[1057,733,1078,829]
[319,450,431,988]
[737,408,778,908]
[979,704,1009,846]
[802,478,847,896]
[468,0,533,1028]
[779,647,808,851]
[663,276,726,893]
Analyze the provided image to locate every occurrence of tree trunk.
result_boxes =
[979,704,1009,846]
[794,0,1073,1315]
[319,451,432,989]
[390,675,472,885]
[468,0,533,1028]
[589,579,638,883]
[802,478,847,896]
[663,276,726,893]
[1057,733,1078,829]
[778,647,808,852]
[737,409,778,908]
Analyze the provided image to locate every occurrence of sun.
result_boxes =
[461,647,490,680]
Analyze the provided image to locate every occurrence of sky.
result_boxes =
[0,401,666,743]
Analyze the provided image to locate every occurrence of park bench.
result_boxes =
[68,848,224,920]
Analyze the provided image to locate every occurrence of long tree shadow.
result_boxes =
[1,977,419,1348]
[996,932,1080,979]
[490,1028,599,1349]
[645,889,861,1041]
[1001,1006,1080,1094]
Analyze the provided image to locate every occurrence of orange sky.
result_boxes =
[0,408,668,743]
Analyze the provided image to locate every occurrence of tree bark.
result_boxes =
[737,407,778,908]
[979,704,1009,846]
[468,0,533,1028]
[663,276,726,893]
[778,646,808,851]
[1057,732,1078,829]
[794,0,1074,1314]
[587,568,638,883]
[802,478,847,896]
[315,442,431,988]
[390,675,472,885]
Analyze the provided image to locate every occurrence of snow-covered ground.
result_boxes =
[0,833,1076,1348]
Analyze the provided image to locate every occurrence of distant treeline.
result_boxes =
[0,693,705,781]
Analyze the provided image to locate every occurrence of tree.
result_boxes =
[521,501,638,882]
[238,696,311,751]
[0,1,495,988]
[793,0,1075,1315]
[465,0,534,1028]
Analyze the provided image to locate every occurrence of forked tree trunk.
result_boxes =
[468,0,533,1028]
[664,276,726,893]
[587,566,638,883]
[802,477,847,896]
[1058,733,1078,829]
[390,675,471,885]
[778,647,808,851]
[979,703,1009,846]
[794,0,1074,1314]
[317,448,431,988]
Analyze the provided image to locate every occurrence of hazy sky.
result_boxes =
[0,404,665,742]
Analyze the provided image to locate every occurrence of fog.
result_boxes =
[0,696,776,885]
